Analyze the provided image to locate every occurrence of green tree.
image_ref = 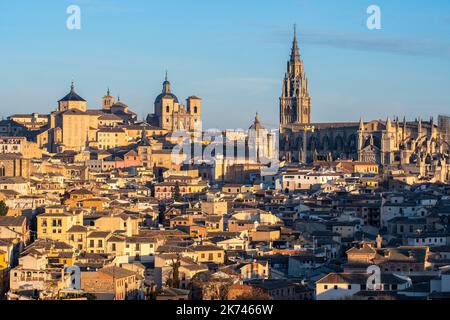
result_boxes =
[173,182,183,202]
[158,203,166,225]
[166,255,181,288]
[0,200,8,216]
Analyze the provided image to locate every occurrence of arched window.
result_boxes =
[0,165,5,177]
[194,106,198,114]
[166,106,170,113]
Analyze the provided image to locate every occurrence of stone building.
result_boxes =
[42,83,136,152]
[0,154,30,178]
[0,137,42,158]
[147,73,202,132]
[279,28,450,182]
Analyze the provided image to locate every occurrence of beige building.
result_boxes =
[0,154,31,178]
[94,213,141,237]
[191,245,225,264]
[81,266,142,300]
[37,208,84,242]
[8,113,49,130]
[201,194,228,215]
[42,83,137,153]
[0,137,42,158]
[96,127,128,150]
[147,74,202,132]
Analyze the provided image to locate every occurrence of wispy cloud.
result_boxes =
[264,28,450,60]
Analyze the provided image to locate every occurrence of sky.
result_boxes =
[0,0,450,129]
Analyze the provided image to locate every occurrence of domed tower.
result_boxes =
[248,113,275,163]
[58,81,87,112]
[154,72,179,130]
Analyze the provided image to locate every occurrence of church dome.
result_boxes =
[154,73,179,104]
[59,82,86,102]
[154,92,179,104]
[249,113,266,131]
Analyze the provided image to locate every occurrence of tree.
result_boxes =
[0,200,8,216]
[190,273,235,300]
[158,203,166,225]
[233,287,272,300]
[166,255,181,288]
[173,182,183,202]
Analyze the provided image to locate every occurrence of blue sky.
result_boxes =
[1,0,450,129]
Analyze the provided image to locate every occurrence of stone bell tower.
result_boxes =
[280,26,312,130]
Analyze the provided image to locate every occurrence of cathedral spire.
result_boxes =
[290,24,301,62]
[386,116,392,131]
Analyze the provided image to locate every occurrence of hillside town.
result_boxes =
[1,30,450,301]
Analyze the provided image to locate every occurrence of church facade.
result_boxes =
[279,29,450,182]
[147,74,202,132]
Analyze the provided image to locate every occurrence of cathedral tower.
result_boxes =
[279,26,311,130]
